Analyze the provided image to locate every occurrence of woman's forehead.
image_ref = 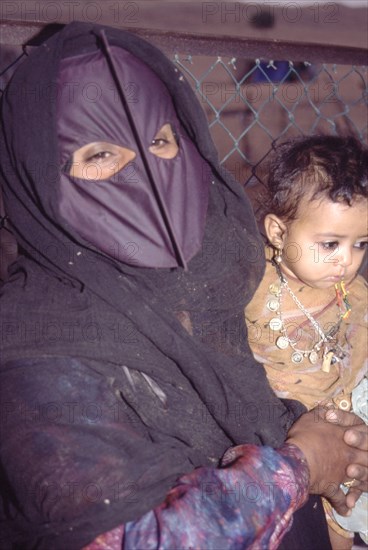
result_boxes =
[57,47,179,162]
[58,47,172,104]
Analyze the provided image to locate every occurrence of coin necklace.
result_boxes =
[269,260,352,371]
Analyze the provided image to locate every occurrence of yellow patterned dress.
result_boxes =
[245,247,368,539]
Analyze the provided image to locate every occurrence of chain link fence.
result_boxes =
[173,54,367,186]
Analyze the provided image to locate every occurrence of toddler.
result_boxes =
[245,135,367,549]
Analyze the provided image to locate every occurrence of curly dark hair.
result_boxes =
[266,135,368,222]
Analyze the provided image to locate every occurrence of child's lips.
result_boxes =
[324,275,344,282]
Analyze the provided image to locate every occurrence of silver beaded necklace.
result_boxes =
[269,260,349,371]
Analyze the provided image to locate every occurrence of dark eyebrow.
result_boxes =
[314,234,345,238]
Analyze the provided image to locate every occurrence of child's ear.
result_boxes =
[264,214,287,248]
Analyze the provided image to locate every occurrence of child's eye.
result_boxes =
[354,241,368,250]
[321,241,339,250]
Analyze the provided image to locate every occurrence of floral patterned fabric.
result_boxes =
[83,444,309,550]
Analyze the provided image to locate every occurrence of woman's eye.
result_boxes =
[87,151,112,162]
[150,138,169,148]
[321,241,339,251]
[148,123,179,159]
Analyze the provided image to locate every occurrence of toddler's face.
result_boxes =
[279,198,367,289]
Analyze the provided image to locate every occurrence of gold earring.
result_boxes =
[273,247,283,264]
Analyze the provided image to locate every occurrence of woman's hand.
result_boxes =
[285,407,367,517]
[325,408,368,508]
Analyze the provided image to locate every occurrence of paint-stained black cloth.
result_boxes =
[0,22,305,548]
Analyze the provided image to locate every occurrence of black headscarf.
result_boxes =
[0,21,303,547]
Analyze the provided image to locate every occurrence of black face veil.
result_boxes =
[57,34,209,269]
